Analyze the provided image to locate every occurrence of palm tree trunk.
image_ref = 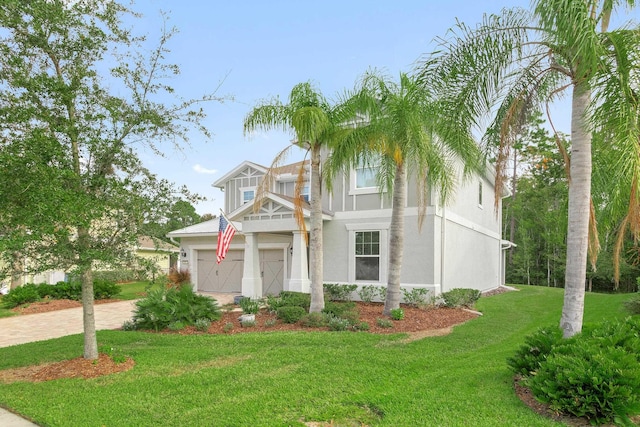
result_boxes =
[308,145,324,313]
[383,162,406,316]
[560,84,592,338]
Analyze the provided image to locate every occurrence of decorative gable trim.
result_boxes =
[212,160,267,189]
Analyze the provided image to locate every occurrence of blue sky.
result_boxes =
[127,0,637,216]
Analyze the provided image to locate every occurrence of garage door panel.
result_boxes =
[261,249,284,296]
[197,250,243,293]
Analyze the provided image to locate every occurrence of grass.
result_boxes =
[0,286,636,426]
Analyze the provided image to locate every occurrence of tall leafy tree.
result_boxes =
[244,82,356,313]
[0,0,220,358]
[419,0,640,337]
[326,71,481,315]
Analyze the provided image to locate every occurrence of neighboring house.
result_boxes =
[168,157,511,300]
[1,236,178,287]
[135,236,179,276]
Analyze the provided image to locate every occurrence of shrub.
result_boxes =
[513,318,640,425]
[300,312,328,328]
[3,284,41,308]
[121,320,137,331]
[401,288,430,307]
[279,291,311,310]
[240,320,256,328]
[277,306,306,324]
[528,340,640,425]
[390,308,404,320]
[376,286,387,301]
[357,285,378,303]
[507,325,564,376]
[42,281,81,300]
[93,279,121,299]
[327,315,351,331]
[223,322,234,333]
[624,295,640,315]
[168,321,186,331]
[376,318,393,328]
[323,283,357,301]
[93,269,143,283]
[264,295,284,313]
[239,297,260,314]
[356,321,370,331]
[132,284,221,331]
[263,319,277,328]
[322,301,359,324]
[441,288,481,308]
[194,318,211,332]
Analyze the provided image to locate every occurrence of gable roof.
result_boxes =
[227,192,333,221]
[137,236,179,252]
[166,218,242,238]
[212,160,267,189]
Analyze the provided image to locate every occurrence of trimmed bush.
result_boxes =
[277,306,306,324]
[132,284,221,331]
[390,308,404,320]
[327,315,351,331]
[2,284,40,308]
[322,301,359,324]
[279,291,311,310]
[441,288,481,308]
[93,279,122,299]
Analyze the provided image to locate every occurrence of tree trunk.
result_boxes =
[78,227,98,359]
[383,162,406,316]
[508,148,518,265]
[308,145,324,313]
[10,251,23,289]
[560,84,592,338]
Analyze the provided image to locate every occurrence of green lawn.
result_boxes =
[0,286,636,426]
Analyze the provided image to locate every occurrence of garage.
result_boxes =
[196,248,285,295]
[197,250,243,293]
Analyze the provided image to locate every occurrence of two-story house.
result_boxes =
[167,156,510,300]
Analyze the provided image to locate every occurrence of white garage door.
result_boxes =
[261,249,284,296]
[197,250,243,292]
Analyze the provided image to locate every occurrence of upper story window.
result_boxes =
[355,164,377,189]
[349,157,383,196]
[240,186,256,204]
[301,185,310,202]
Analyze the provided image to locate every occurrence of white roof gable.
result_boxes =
[166,218,242,238]
[212,160,267,189]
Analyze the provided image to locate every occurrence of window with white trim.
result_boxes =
[349,157,383,195]
[301,185,310,202]
[355,231,380,281]
[478,181,483,207]
[240,186,256,204]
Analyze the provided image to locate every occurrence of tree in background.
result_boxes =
[0,0,221,359]
[503,115,569,287]
[419,0,640,337]
[142,200,202,243]
[326,71,481,315]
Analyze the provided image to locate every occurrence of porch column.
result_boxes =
[241,232,262,298]
[288,230,310,293]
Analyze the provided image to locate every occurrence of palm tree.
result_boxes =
[418,0,640,337]
[244,82,357,313]
[326,71,482,315]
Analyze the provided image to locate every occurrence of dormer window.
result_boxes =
[240,187,256,204]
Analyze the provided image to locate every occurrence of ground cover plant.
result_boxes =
[0,286,637,426]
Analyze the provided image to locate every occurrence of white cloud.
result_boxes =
[193,164,218,175]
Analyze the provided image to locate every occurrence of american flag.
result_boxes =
[216,213,237,264]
